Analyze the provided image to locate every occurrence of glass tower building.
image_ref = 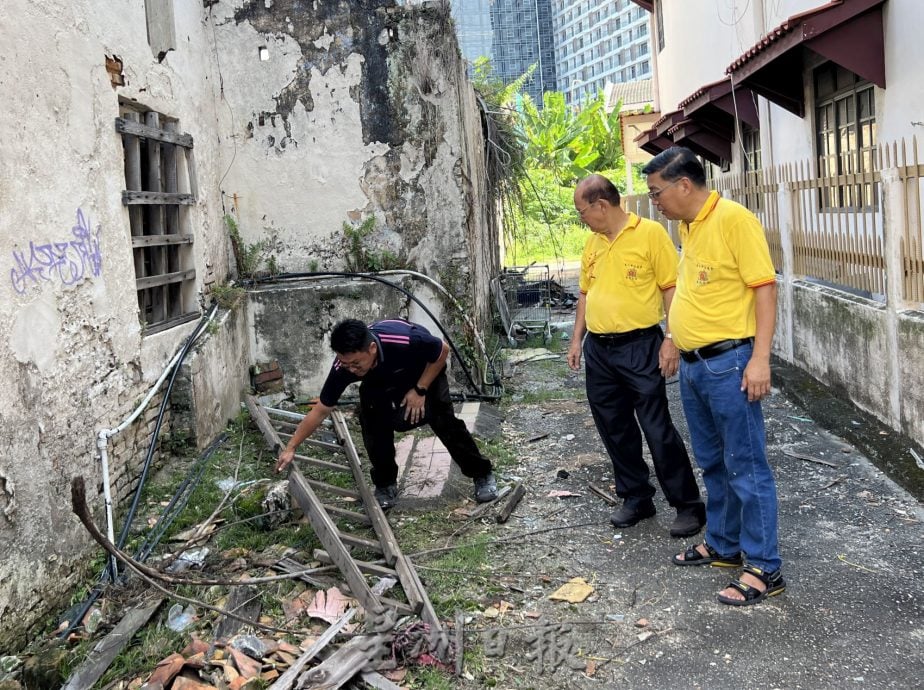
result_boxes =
[451,0,558,105]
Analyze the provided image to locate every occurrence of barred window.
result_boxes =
[117,105,199,333]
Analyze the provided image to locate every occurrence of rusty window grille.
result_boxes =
[117,105,199,334]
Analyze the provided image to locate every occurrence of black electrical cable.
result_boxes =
[244,271,503,400]
[60,305,219,638]
[113,305,220,564]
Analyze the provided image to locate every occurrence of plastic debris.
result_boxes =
[166,603,197,632]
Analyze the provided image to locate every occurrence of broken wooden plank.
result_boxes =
[305,479,361,500]
[274,557,339,589]
[267,608,357,690]
[323,503,372,526]
[463,484,512,519]
[392,554,425,614]
[496,482,526,523]
[297,634,390,690]
[62,598,163,690]
[313,550,395,579]
[359,671,405,690]
[588,483,619,505]
[782,449,840,468]
[213,585,261,641]
[329,410,401,566]
[288,468,382,617]
[115,116,193,147]
[245,394,285,451]
[454,610,465,677]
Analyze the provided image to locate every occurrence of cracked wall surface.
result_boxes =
[213,0,497,329]
[0,0,238,650]
[0,0,494,651]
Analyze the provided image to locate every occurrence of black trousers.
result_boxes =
[358,369,492,489]
[583,329,702,511]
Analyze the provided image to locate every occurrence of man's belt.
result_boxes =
[680,337,754,363]
[589,325,660,344]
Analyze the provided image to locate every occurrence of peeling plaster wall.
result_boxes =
[212,0,498,328]
[248,279,410,397]
[0,0,237,650]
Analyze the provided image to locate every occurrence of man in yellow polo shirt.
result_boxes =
[567,174,705,537]
[643,147,785,607]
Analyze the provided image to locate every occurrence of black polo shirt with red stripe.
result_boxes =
[318,319,443,406]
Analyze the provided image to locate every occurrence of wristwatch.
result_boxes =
[414,385,428,396]
[665,333,673,339]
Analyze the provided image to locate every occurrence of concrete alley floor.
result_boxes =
[423,339,924,689]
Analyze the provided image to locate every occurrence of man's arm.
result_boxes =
[567,292,588,371]
[658,286,679,378]
[741,282,777,402]
[275,401,335,472]
[401,341,450,425]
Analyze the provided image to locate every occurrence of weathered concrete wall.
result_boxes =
[896,310,924,445]
[211,0,498,329]
[0,0,236,650]
[247,279,410,398]
[174,307,252,447]
[790,283,891,418]
[784,281,924,447]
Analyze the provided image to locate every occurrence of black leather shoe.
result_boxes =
[609,501,656,528]
[670,508,706,538]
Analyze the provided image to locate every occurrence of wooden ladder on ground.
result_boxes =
[244,396,444,639]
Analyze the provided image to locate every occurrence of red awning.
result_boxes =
[634,126,672,156]
[680,77,760,131]
[725,0,886,117]
[629,1,654,12]
[667,120,732,166]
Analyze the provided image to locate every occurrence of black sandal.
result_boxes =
[672,543,742,567]
[717,564,786,607]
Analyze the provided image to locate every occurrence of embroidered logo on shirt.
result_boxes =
[696,263,713,286]
[625,262,642,281]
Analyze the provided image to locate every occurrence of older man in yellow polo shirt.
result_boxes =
[643,147,785,607]
[568,174,705,538]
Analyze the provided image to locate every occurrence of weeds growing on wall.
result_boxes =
[342,216,404,272]
[225,214,277,279]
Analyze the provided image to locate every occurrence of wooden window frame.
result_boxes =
[118,105,199,334]
[814,63,877,212]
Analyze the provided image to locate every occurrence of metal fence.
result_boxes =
[623,136,924,308]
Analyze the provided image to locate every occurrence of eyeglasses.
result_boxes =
[576,201,595,216]
[647,179,683,200]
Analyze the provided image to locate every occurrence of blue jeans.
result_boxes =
[679,343,782,572]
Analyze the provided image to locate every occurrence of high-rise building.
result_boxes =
[552,0,652,106]
[451,0,557,105]
[449,0,494,69]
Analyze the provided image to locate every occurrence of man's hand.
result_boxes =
[741,358,772,402]
[567,341,583,371]
[402,389,426,424]
[658,337,680,378]
[275,447,295,473]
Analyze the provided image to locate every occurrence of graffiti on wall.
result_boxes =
[10,209,102,294]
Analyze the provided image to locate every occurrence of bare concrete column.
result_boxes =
[879,167,904,427]
[775,166,795,362]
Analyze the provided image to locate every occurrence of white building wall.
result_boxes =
[0,0,232,649]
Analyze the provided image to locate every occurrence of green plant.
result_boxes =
[342,217,404,272]
[226,214,275,279]
[210,281,246,310]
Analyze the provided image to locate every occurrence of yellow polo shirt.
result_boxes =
[579,212,678,334]
[671,191,776,351]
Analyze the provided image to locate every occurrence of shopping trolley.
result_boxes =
[493,264,552,345]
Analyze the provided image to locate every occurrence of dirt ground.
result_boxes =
[441,333,924,689]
